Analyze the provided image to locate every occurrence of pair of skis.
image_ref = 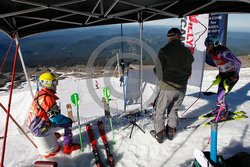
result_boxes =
[102,93,115,144]
[178,110,247,130]
[86,120,115,167]
[204,110,247,126]
[180,110,246,121]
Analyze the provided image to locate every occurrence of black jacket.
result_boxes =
[155,40,194,90]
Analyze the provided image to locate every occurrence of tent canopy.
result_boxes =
[1,0,250,38]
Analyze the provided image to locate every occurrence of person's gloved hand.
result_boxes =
[212,75,221,86]
[41,120,51,133]
[223,74,239,93]
[223,80,230,93]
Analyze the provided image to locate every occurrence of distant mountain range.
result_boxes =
[1,25,250,72]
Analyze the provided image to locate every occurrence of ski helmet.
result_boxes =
[204,35,220,47]
[38,72,58,89]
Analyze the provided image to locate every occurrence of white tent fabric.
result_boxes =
[126,66,140,103]
[125,64,158,110]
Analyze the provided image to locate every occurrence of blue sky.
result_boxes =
[144,14,250,32]
[228,14,250,32]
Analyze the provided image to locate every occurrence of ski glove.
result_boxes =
[212,75,221,86]
[223,74,239,93]
[41,119,51,134]
[223,80,229,93]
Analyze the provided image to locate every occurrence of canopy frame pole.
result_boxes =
[144,1,179,21]
[85,0,102,24]
[138,12,143,112]
[0,103,37,148]
[183,1,216,16]
[1,36,19,167]
[14,33,34,98]
[0,40,14,72]
[120,23,126,113]
[104,0,120,17]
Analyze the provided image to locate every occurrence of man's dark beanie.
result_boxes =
[167,28,181,37]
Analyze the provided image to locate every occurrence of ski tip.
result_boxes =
[234,115,248,120]
[241,111,247,114]
[237,110,246,115]
[199,116,205,119]
[204,123,210,126]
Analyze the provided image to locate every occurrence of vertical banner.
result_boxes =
[181,14,209,87]
[206,14,228,66]
[208,14,228,45]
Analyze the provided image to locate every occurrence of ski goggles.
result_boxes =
[204,41,213,46]
[52,79,58,86]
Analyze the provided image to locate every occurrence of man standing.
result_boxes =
[151,28,194,143]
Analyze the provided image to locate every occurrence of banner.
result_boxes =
[181,14,209,87]
[206,14,228,66]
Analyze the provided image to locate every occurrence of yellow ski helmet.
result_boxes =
[38,72,58,89]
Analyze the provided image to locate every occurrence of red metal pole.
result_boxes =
[0,103,37,148]
[1,41,19,167]
[0,40,13,73]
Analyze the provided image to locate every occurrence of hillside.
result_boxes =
[0,54,249,92]
[1,26,250,72]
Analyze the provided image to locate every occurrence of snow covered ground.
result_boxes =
[1,68,250,167]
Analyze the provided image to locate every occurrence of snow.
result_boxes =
[1,68,250,167]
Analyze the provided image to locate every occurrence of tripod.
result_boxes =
[122,111,145,138]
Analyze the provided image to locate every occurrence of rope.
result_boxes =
[181,83,214,117]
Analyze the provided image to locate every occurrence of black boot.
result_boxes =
[166,126,176,140]
[150,130,163,143]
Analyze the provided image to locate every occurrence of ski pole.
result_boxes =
[181,83,214,117]
[207,94,226,145]
[102,88,116,144]
[109,117,116,145]
[35,75,39,93]
[103,87,111,102]
[71,93,84,152]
